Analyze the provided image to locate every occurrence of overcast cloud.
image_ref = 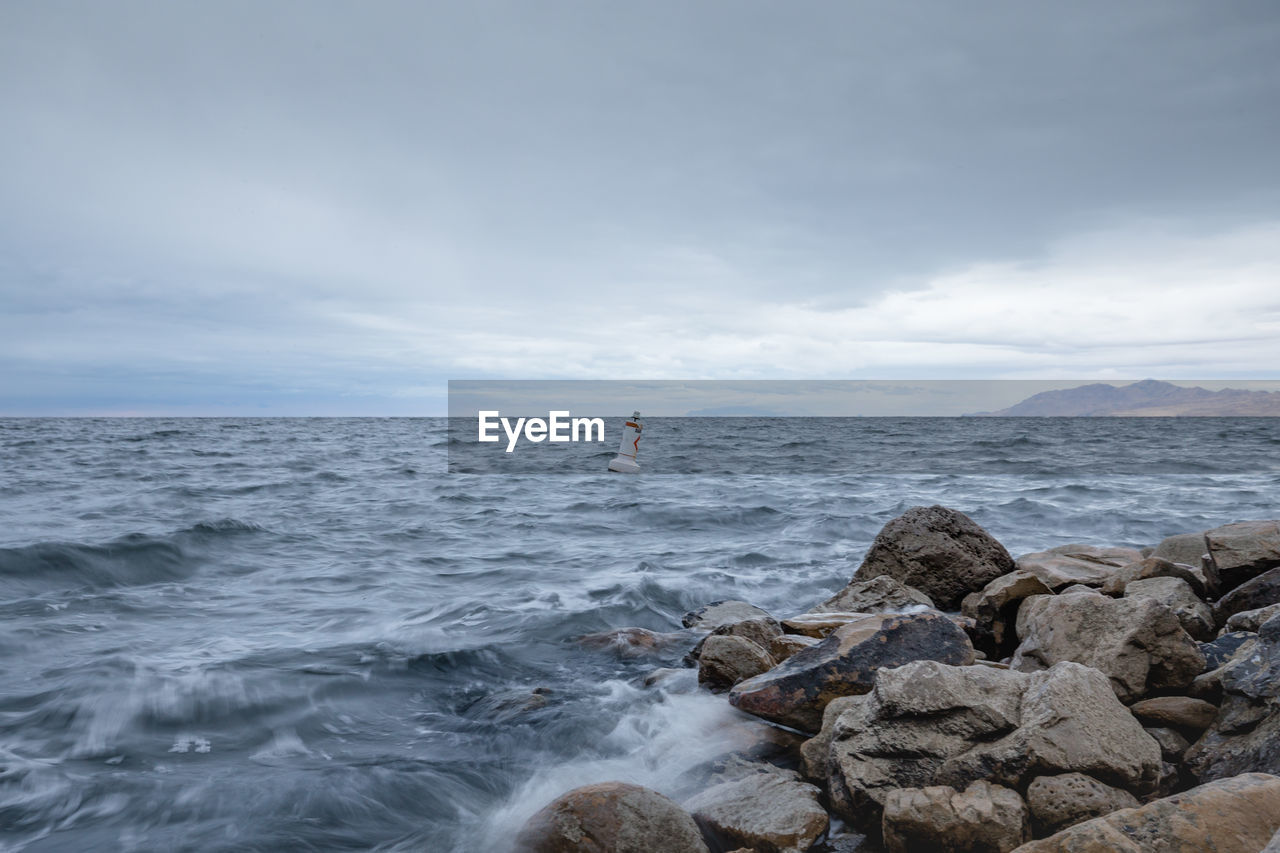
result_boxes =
[2,1,1278,414]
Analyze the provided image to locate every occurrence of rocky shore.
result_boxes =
[517,508,1280,853]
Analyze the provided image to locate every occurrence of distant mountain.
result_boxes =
[970,379,1280,416]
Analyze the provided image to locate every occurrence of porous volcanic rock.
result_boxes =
[1024,773,1139,836]
[852,505,1016,611]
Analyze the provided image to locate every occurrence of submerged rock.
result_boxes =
[852,505,1016,611]
[826,661,1161,828]
[683,600,773,631]
[1024,773,1139,837]
[684,765,828,853]
[514,781,709,853]
[1012,772,1280,853]
[882,780,1030,853]
[577,627,684,658]
[1010,590,1204,702]
[729,610,974,732]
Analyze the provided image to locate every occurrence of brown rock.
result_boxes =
[853,505,1016,610]
[1101,556,1211,599]
[800,695,868,782]
[882,780,1030,853]
[1015,545,1144,591]
[577,627,684,658]
[729,610,974,732]
[1128,696,1217,732]
[962,569,1055,653]
[1150,532,1211,576]
[769,633,820,662]
[810,575,935,614]
[1225,602,1280,633]
[514,781,709,853]
[1214,566,1280,627]
[781,611,870,639]
[1204,520,1280,592]
[1025,773,1139,836]
[1010,590,1205,702]
[684,767,829,853]
[1010,772,1280,853]
[1122,576,1214,641]
[698,635,776,692]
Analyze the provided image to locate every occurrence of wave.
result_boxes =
[0,535,192,600]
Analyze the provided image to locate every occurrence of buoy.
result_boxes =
[607,411,643,473]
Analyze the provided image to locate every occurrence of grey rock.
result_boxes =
[1122,575,1215,641]
[514,781,709,853]
[1025,772,1140,836]
[1143,726,1191,762]
[1204,519,1280,592]
[684,766,828,853]
[1101,556,1212,599]
[1200,631,1257,670]
[1014,545,1144,591]
[1225,603,1280,633]
[882,780,1030,853]
[1214,566,1280,627]
[697,635,776,692]
[1150,531,1212,577]
[683,600,773,631]
[810,575,935,614]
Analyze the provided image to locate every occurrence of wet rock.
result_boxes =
[683,600,772,631]
[781,611,870,639]
[882,780,1030,853]
[1025,773,1139,837]
[1225,603,1280,633]
[1199,631,1257,670]
[1143,727,1191,762]
[1122,576,1214,640]
[684,766,828,853]
[698,635,776,692]
[800,695,868,782]
[769,634,820,663]
[826,661,1161,828]
[1010,590,1204,702]
[578,627,685,658]
[962,569,1054,655]
[1214,566,1280,627]
[514,781,709,853]
[1014,545,1144,591]
[729,610,974,733]
[1185,613,1280,780]
[692,615,784,660]
[1204,520,1280,592]
[811,575,935,614]
[1101,556,1211,599]
[472,687,553,721]
[852,505,1016,611]
[1011,772,1280,853]
[1128,696,1217,733]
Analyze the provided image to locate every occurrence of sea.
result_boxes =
[2,417,1278,851]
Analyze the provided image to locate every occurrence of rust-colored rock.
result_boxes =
[1128,696,1217,733]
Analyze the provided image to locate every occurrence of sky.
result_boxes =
[2,1,1279,415]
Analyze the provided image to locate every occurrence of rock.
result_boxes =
[729,610,974,732]
[683,600,773,631]
[826,661,1161,827]
[1010,772,1280,853]
[1185,613,1280,780]
[852,505,1016,611]
[769,634,820,662]
[800,695,867,782]
[1101,556,1211,599]
[1010,590,1205,702]
[1214,566,1280,627]
[1014,545,1144,591]
[708,616,785,651]
[1199,631,1257,670]
[642,667,692,689]
[1025,773,1140,836]
[1266,828,1280,853]
[684,766,828,853]
[514,781,709,853]
[1204,520,1280,592]
[698,635,776,692]
[1150,532,1211,576]
[1128,696,1218,733]
[882,780,1030,853]
[811,575,936,614]
[471,687,553,721]
[1122,576,1215,641]
[962,570,1054,654]
[1143,727,1191,762]
[1225,603,1280,633]
[781,611,870,638]
[577,628,685,658]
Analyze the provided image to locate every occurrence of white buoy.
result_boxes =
[607,411,643,473]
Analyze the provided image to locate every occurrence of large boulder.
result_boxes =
[683,600,772,630]
[684,766,828,853]
[962,570,1054,655]
[1010,590,1205,703]
[826,661,1161,827]
[698,635,776,692]
[1204,520,1280,592]
[853,506,1015,611]
[1185,613,1280,780]
[800,695,867,782]
[1010,772,1280,853]
[1101,556,1211,599]
[882,780,1030,853]
[514,781,709,853]
[1024,773,1139,837]
[810,575,935,614]
[1150,532,1211,575]
[1226,603,1280,634]
[1214,566,1280,627]
[729,610,974,732]
[1014,545,1144,591]
[1122,576,1215,641]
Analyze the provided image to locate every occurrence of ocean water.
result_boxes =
[1,417,1278,851]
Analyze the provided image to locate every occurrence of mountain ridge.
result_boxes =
[970,379,1280,416]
